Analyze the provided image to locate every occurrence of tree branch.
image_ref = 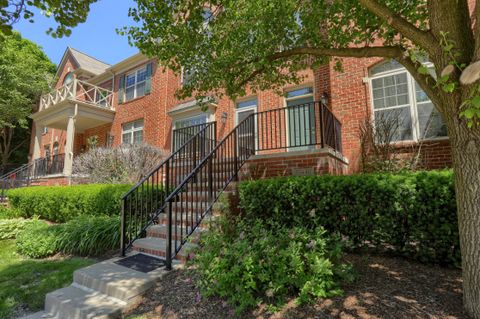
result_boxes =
[236,46,404,88]
[358,0,438,55]
[399,56,442,110]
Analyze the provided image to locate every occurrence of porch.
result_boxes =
[30,79,115,177]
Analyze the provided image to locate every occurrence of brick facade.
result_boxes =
[29,47,454,184]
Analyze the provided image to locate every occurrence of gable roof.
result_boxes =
[56,47,111,77]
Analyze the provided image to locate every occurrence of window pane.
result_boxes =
[136,81,146,97]
[286,96,314,107]
[415,81,430,103]
[237,98,257,109]
[123,122,133,131]
[286,87,313,98]
[370,60,404,75]
[126,74,136,87]
[133,120,144,129]
[371,73,410,109]
[374,107,413,142]
[137,68,147,82]
[125,86,135,101]
[417,102,448,139]
[133,131,143,144]
[122,133,132,144]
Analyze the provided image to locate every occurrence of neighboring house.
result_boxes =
[26,46,452,185]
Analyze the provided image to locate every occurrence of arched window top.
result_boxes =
[369,60,404,76]
[63,72,74,85]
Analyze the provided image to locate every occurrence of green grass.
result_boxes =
[0,240,95,319]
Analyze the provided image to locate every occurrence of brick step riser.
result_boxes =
[132,247,188,263]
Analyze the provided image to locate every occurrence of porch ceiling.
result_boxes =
[30,99,115,133]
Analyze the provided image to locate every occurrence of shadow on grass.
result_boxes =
[0,240,94,319]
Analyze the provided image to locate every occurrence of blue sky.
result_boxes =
[13,0,139,66]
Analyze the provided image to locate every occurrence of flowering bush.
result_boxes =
[192,217,353,313]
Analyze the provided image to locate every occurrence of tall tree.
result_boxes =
[0,31,55,171]
[0,0,97,37]
[122,1,480,317]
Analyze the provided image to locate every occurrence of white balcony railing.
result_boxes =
[39,79,114,111]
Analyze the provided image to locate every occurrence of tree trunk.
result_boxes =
[447,110,480,319]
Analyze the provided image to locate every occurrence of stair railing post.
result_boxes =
[120,198,126,256]
[319,103,325,148]
[165,160,172,270]
[233,129,238,181]
[208,156,213,201]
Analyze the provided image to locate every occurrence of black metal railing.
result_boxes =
[120,101,342,268]
[254,101,342,152]
[32,154,65,177]
[120,122,217,255]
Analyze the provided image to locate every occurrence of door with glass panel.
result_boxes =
[173,114,209,152]
[235,99,257,154]
[286,88,315,150]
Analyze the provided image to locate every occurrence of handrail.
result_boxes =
[120,121,217,255]
[39,79,114,111]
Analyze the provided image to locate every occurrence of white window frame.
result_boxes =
[284,86,315,151]
[122,119,144,145]
[368,62,448,143]
[125,66,147,102]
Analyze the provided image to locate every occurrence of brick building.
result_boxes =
[27,46,452,185]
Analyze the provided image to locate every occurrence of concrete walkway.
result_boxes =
[21,253,170,319]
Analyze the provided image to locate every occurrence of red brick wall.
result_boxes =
[240,149,347,180]
[329,57,453,172]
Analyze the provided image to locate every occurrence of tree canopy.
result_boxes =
[0,0,97,37]
[0,31,55,168]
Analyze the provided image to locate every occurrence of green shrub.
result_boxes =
[56,215,120,256]
[8,184,131,222]
[16,221,60,258]
[193,217,353,313]
[15,215,120,258]
[238,171,459,265]
[0,218,39,239]
[0,206,22,219]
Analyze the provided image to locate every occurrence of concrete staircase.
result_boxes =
[21,255,167,319]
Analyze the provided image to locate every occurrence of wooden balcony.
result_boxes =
[39,79,114,111]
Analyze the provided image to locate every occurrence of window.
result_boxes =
[125,67,147,101]
[122,120,144,145]
[181,67,195,86]
[370,60,447,142]
[63,72,74,85]
[174,114,208,129]
[43,127,48,134]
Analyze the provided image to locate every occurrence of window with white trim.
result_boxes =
[122,120,144,145]
[125,67,147,102]
[370,60,447,142]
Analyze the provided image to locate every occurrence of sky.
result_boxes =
[13,0,139,67]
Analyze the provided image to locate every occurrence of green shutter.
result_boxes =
[145,62,153,95]
[118,75,125,104]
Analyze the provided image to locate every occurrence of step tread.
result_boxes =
[133,237,197,256]
[45,284,125,319]
[73,262,155,303]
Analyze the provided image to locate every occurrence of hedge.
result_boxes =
[15,215,120,258]
[8,184,132,223]
[238,171,459,265]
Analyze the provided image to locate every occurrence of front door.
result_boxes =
[286,88,315,150]
[235,99,257,154]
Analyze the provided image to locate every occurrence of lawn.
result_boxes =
[0,239,95,319]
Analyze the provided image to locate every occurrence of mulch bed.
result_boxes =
[126,253,469,319]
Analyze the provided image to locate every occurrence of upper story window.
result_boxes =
[125,66,147,102]
[63,72,74,85]
[181,67,195,87]
[42,127,48,134]
[370,60,447,142]
[122,119,144,145]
